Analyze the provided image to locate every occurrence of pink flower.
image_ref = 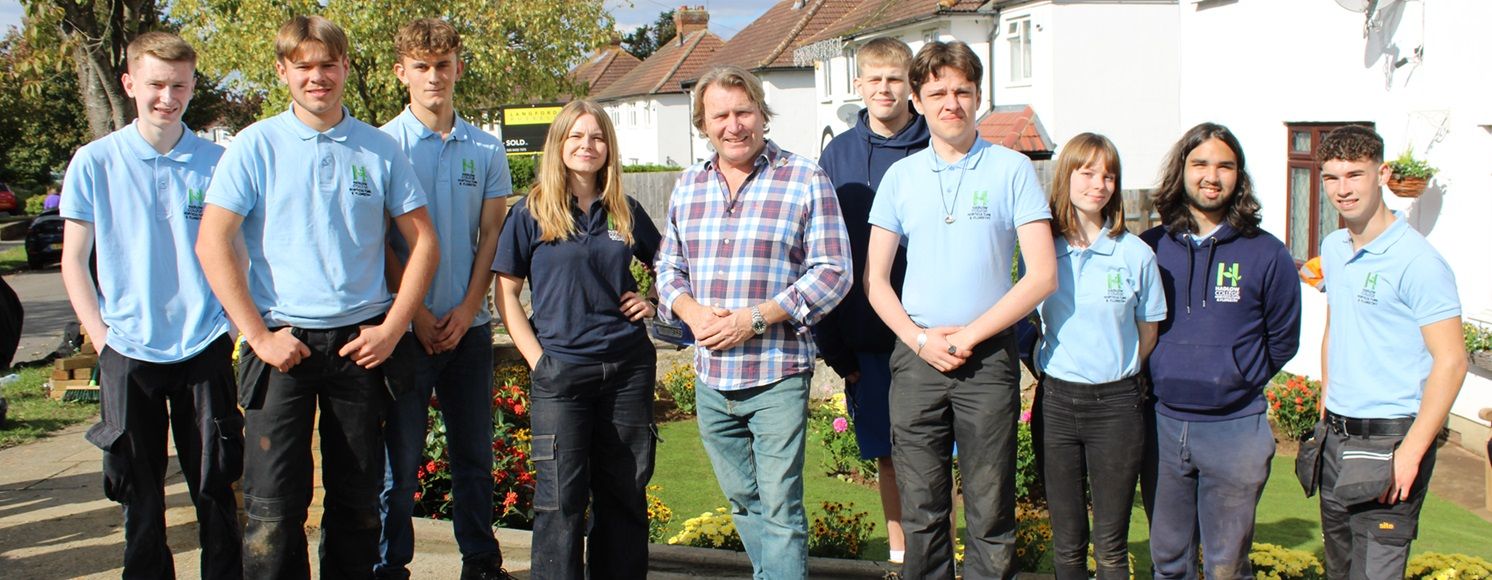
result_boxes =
[1019,410,1032,423]
[832,417,849,433]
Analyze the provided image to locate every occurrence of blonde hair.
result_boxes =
[127,31,197,69]
[275,15,349,63]
[690,65,774,133]
[856,37,912,75]
[530,100,634,245]
[395,18,462,61]
[1049,132,1126,240]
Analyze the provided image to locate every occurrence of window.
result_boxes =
[1007,17,1032,84]
[922,28,938,44]
[1285,122,1372,261]
[843,47,857,96]
[820,60,831,99]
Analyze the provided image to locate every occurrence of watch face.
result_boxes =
[752,320,767,333]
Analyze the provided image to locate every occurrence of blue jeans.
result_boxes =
[528,341,657,580]
[377,325,499,574]
[1144,411,1274,580]
[696,373,810,580]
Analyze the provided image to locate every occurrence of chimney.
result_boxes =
[674,6,709,45]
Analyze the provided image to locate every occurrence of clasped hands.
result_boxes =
[914,326,975,373]
[682,303,757,351]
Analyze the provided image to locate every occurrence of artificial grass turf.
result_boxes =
[650,418,1492,568]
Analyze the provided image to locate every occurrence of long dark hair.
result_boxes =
[1152,122,1261,237]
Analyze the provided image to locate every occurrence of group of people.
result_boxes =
[58,13,1466,580]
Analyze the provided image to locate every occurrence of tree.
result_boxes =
[170,0,615,126]
[20,0,160,139]
[620,9,674,60]
[0,27,89,190]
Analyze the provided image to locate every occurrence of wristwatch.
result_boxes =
[750,306,767,335]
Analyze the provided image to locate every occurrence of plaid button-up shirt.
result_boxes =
[656,140,852,391]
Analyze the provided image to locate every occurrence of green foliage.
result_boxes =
[1012,500,1052,572]
[1389,147,1438,180]
[1249,542,1324,580]
[808,393,878,482]
[622,163,683,173]
[1463,323,1492,354]
[808,501,875,559]
[667,507,744,550]
[659,359,696,415]
[24,194,48,216]
[1266,373,1322,441]
[1015,404,1040,502]
[0,364,99,450]
[1405,552,1492,580]
[0,29,89,188]
[630,258,654,298]
[172,0,614,125]
[508,155,538,193]
[619,9,675,60]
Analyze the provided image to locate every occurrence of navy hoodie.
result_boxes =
[1140,223,1302,421]
[814,109,929,378]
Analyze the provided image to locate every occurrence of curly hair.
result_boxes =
[395,18,462,61]
[1152,122,1261,237]
[1316,125,1382,165]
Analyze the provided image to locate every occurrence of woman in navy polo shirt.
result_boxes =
[1033,133,1167,580]
[492,99,661,580]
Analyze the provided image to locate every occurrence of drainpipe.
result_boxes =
[982,4,1001,117]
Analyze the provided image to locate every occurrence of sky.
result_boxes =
[0,1,780,40]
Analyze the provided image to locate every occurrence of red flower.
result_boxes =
[413,491,422,501]
[503,491,519,509]
[1294,396,1304,404]
[514,403,526,415]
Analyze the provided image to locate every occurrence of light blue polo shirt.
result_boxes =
[1323,216,1460,419]
[868,138,1050,327]
[381,107,511,327]
[60,122,230,363]
[1037,231,1167,383]
[205,107,427,329]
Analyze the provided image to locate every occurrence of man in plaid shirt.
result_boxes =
[655,65,851,579]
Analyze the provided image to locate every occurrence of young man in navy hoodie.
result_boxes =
[1315,126,1465,579]
[1140,122,1301,579]
[815,37,928,566]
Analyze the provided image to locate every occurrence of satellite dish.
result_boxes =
[836,103,861,125]
[1334,0,1370,12]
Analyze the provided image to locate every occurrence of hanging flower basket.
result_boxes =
[1387,175,1429,198]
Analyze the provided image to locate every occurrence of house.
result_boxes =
[569,38,642,99]
[681,0,860,160]
[794,0,1177,184]
[1172,0,1492,446]
[595,7,724,167]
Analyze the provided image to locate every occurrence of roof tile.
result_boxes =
[596,30,725,100]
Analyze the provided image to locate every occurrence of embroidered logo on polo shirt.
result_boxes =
[458,158,479,188]
[1357,272,1379,306]
[967,190,991,221]
[1214,262,1242,303]
[1105,269,1126,303]
[606,215,625,242]
[184,187,205,221]
[349,165,373,197]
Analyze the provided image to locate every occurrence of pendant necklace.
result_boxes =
[937,159,968,225]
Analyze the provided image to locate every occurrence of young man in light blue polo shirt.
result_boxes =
[196,15,440,579]
[60,31,241,580]
[1315,125,1466,579]
[374,18,513,580]
[865,41,1056,579]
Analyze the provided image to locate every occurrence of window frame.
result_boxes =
[1284,122,1373,262]
[1006,16,1032,86]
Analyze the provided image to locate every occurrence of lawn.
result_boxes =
[0,245,27,274]
[650,418,1492,568]
[0,362,98,449]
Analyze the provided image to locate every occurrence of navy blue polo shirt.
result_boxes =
[493,195,661,363]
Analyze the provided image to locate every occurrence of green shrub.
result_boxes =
[1405,552,1492,580]
[24,194,48,215]
[507,154,538,191]
[1464,323,1492,355]
[1015,404,1040,502]
[659,359,696,415]
[622,163,682,173]
[630,258,654,298]
[807,501,875,559]
[1249,542,1324,579]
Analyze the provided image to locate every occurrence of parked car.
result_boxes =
[24,208,64,269]
[0,182,17,216]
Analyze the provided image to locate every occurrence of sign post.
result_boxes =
[498,103,564,156]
